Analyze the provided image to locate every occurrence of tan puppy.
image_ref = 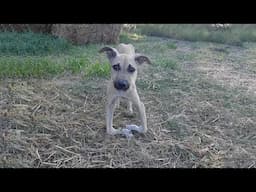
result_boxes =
[99,43,151,138]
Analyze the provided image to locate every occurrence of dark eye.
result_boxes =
[112,63,121,71]
[127,65,135,73]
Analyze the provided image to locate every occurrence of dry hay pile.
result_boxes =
[0,24,122,45]
[0,24,52,33]
[51,24,122,45]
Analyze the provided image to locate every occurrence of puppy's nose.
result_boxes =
[114,80,130,91]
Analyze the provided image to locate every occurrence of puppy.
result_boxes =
[99,43,151,138]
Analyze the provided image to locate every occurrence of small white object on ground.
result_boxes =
[126,124,144,133]
[121,128,133,138]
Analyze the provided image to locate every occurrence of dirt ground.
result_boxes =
[1,38,256,168]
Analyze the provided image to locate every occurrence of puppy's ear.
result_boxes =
[135,54,151,65]
[99,47,119,61]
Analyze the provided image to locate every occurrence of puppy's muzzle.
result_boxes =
[114,80,130,91]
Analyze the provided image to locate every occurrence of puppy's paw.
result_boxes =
[126,124,145,133]
[107,128,119,135]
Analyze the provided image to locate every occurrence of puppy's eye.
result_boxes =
[127,65,135,73]
[112,64,121,71]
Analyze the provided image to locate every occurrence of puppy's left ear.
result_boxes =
[135,54,151,65]
[99,46,119,61]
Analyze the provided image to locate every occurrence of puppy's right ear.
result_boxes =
[99,47,119,61]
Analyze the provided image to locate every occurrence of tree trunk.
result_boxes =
[51,24,122,45]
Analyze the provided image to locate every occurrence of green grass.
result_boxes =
[0,32,72,56]
[0,31,179,79]
[0,30,184,79]
[64,57,90,74]
[166,42,177,49]
[0,57,62,78]
[155,57,178,69]
[85,61,111,78]
[0,55,112,79]
[0,32,113,78]
[135,24,256,46]
[0,56,94,78]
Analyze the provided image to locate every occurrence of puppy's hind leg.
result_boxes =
[127,101,133,114]
[116,97,120,109]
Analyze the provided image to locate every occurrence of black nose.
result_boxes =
[114,80,130,91]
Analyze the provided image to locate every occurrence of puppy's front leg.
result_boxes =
[106,96,133,138]
[106,96,119,135]
[126,90,147,133]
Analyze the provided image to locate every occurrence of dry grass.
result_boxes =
[0,76,170,168]
[1,36,256,168]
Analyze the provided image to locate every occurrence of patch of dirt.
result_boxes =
[193,45,256,94]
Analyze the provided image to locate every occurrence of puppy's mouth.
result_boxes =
[114,80,130,91]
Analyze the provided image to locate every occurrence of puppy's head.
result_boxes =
[99,45,151,92]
